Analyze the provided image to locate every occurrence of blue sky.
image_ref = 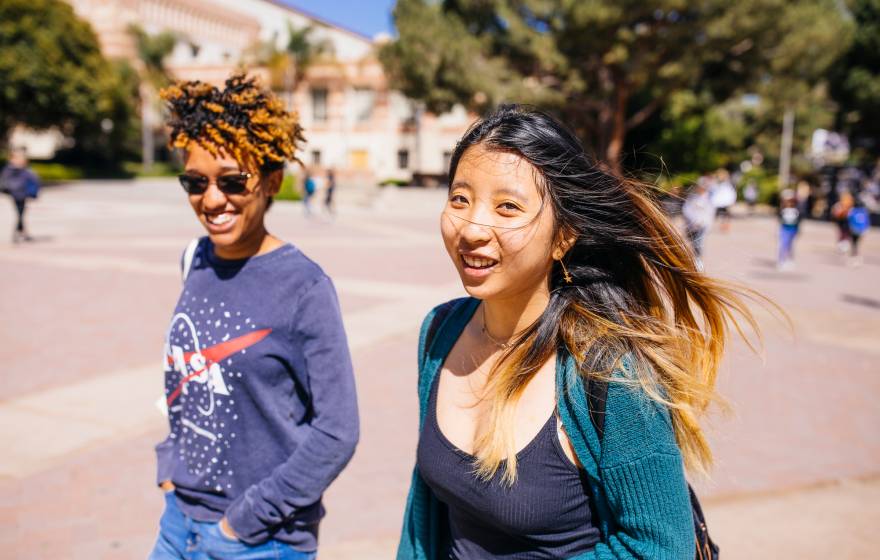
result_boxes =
[282,1,397,38]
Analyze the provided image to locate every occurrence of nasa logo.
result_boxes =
[164,313,271,415]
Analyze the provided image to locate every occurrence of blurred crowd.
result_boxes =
[662,160,879,271]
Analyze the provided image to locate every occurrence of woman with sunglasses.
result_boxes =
[149,74,359,560]
[397,105,762,559]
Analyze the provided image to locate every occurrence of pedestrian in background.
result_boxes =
[743,179,759,216]
[0,147,40,243]
[324,168,336,216]
[831,190,854,254]
[682,178,715,270]
[847,198,870,266]
[399,105,757,559]
[777,189,801,270]
[302,169,316,216]
[710,169,737,232]
[150,74,358,560]
[796,180,812,218]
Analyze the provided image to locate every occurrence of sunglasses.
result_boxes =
[178,172,253,195]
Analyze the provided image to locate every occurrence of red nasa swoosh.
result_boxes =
[165,328,271,405]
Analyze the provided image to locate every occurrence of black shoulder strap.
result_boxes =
[586,377,608,441]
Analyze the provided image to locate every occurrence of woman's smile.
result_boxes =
[460,252,500,278]
[203,210,238,233]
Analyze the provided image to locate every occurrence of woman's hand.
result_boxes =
[159,480,175,492]
[218,517,239,541]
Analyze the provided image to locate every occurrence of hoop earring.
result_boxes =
[558,259,573,284]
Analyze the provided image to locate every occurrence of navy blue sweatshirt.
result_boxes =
[155,238,359,548]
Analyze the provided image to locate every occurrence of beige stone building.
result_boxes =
[61,0,473,185]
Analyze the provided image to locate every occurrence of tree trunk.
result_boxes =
[604,84,628,176]
[141,85,155,171]
[778,106,795,190]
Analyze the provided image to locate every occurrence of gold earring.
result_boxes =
[559,259,572,283]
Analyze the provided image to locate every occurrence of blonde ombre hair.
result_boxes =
[447,105,770,485]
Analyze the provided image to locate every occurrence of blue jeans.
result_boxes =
[778,226,798,263]
[149,492,317,560]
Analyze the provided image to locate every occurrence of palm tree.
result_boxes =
[258,22,333,106]
[129,24,176,171]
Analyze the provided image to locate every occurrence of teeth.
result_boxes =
[208,213,232,225]
[463,255,497,268]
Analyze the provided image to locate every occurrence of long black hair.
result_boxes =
[449,105,761,482]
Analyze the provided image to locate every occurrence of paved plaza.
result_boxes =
[1,179,878,559]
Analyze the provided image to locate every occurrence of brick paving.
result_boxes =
[0,179,878,558]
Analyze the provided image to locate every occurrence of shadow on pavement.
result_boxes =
[841,293,880,310]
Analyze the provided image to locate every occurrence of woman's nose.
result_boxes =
[458,214,493,244]
[202,182,227,208]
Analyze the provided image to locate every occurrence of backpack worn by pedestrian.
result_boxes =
[24,173,40,199]
[423,303,720,560]
[848,206,870,236]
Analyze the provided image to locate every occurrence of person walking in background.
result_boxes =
[743,179,759,216]
[302,169,316,217]
[847,198,870,266]
[399,105,758,559]
[831,190,854,254]
[710,169,737,232]
[324,168,336,217]
[682,178,715,270]
[796,180,812,219]
[150,74,359,560]
[777,189,801,270]
[0,147,40,243]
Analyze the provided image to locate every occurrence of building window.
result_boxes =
[397,149,409,170]
[311,150,322,166]
[312,88,328,123]
[352,87,375,123]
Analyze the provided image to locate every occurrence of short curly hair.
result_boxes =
[160,73,304,173]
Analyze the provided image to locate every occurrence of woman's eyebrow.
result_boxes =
[451,181,526,199]
[494,186,528,201]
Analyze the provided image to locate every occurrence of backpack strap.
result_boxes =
[181,238,200,282]
[585,364,718,559]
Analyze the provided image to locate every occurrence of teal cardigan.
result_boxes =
[397,298,695,559]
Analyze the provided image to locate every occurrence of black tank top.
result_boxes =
[417,373,600,559]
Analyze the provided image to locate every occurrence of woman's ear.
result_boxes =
[261,169,283,197]
[554,229,578,258]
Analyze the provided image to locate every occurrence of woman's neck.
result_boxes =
[214,226,280,260]
[481,284,551,342]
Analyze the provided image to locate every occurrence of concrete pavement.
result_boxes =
[1,179,878,558]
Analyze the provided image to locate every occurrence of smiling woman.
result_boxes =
[161,74,305,259]
[398,105,766,559]
[148,75,359,560]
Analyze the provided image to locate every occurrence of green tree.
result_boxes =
[0,0,136,156]
[57,58,142,167]
[829,0,880,157]
[129,24,176,89]
[381,0,852,173]
[128,24,177,169]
